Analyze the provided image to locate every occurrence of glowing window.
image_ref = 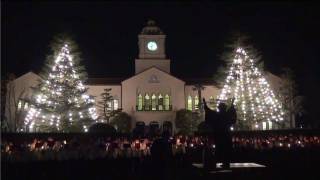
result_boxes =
[145,94,150,110]
[137,94,143,110]
[152,94,157,110]
[262,122,267,130]
[187,96,192,111]
[106,101,112,111]
[268,121,272,130]
[209,96,215,109]
[24,102,29,110]
[164,94,170,110]
[158,94,163,111]
[194,96,199,110]
[113,99,119,110]
[18,100,22,111]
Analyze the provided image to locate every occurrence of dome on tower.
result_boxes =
[141,19,164,35]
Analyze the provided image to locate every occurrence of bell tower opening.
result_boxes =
[135,20,171,74]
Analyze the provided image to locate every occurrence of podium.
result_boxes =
[193,162,266,179]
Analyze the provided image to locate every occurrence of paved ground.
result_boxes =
[3,149,320,180]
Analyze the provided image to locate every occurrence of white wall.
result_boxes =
[86,85,122,118]
[5,70,287,131]
[185,85,220,101]
[265,72,283,94]
[121,67,185,125]
[135,59,170,74]
[5,72,41,131]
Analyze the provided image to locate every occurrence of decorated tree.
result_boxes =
[279,67,305,128]
[97,88,113,123]
[175,109,198,135]
[98,88,121,123]
[24,34,98,132]
[110,112,132,133]
[216,36,284,130]
[192,84,205,111]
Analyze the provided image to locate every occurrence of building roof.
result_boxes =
[121,66,186,84]
[86,76,219,86]
[14,71,281,87]
[140,20,164,35]
[182,78,218,86]
[86,77,126,85]
[13,71,41,83]
[86,72,281,86]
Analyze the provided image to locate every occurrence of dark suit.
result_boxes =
[203,99,237,169]
[202,101,218,170]
[217,103,237,168]
[203,101,218,129]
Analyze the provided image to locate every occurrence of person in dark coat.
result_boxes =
[202,98,218,170]
[227,98,237,125]
[203,98,237,169]
[215,98,237,169]
[150,137,173,180]
[203,98,219,129]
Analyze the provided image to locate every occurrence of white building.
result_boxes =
[5,20,285,132]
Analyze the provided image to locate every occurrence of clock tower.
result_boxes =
[135,20,171,74]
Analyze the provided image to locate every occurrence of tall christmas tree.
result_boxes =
[24,35,98,132]
[216,37,284,130]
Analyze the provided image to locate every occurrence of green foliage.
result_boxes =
[67,123,84,133]
[97,88,120,123]
[89,123,116,134]
[214,32,284,130]
[110,112,132,133]
[1,118,9,133]
[26,33,96,132]
[214,32,264,88]
[197,121,213,134]
[40,33,87,80]
[175,109,198,135]
[280,67,305,128]
[192,84,205,111]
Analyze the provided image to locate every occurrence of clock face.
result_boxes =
[147,41,158,51]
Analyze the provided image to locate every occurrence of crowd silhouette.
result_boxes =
[2,133,320,163]
[2,98,320,168]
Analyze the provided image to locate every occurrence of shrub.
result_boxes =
[197,121,213,135]
[175,109,198,135]
[89,123,116,134]
[110,112,132,133]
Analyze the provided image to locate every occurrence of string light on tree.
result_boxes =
[216,47,284,130]
[25,36,98,132]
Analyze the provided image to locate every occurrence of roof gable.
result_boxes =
[121,66,185,84]
[14,71,41,83]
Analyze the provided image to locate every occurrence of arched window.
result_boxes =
[137,94,143,110]
[262,122,267,130]
[268,121,272,130]
[164,94,170,110]
[113,99,119,110]
[194,95,199,110]
[24,102,29,111]
[106,101,112,111]
[151,94,157,110]
[187,95,192,111]
[17,100,22,111]
[144,94,150,110]
[158,94,163,111]
[209,96,215,109]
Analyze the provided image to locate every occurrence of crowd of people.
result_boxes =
[2,134,320,162]
[233,134,320,150]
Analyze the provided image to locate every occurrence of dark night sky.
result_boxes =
[3,2,320,122]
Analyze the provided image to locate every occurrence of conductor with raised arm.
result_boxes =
[202,98,218,170]
[203,98,237,169]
